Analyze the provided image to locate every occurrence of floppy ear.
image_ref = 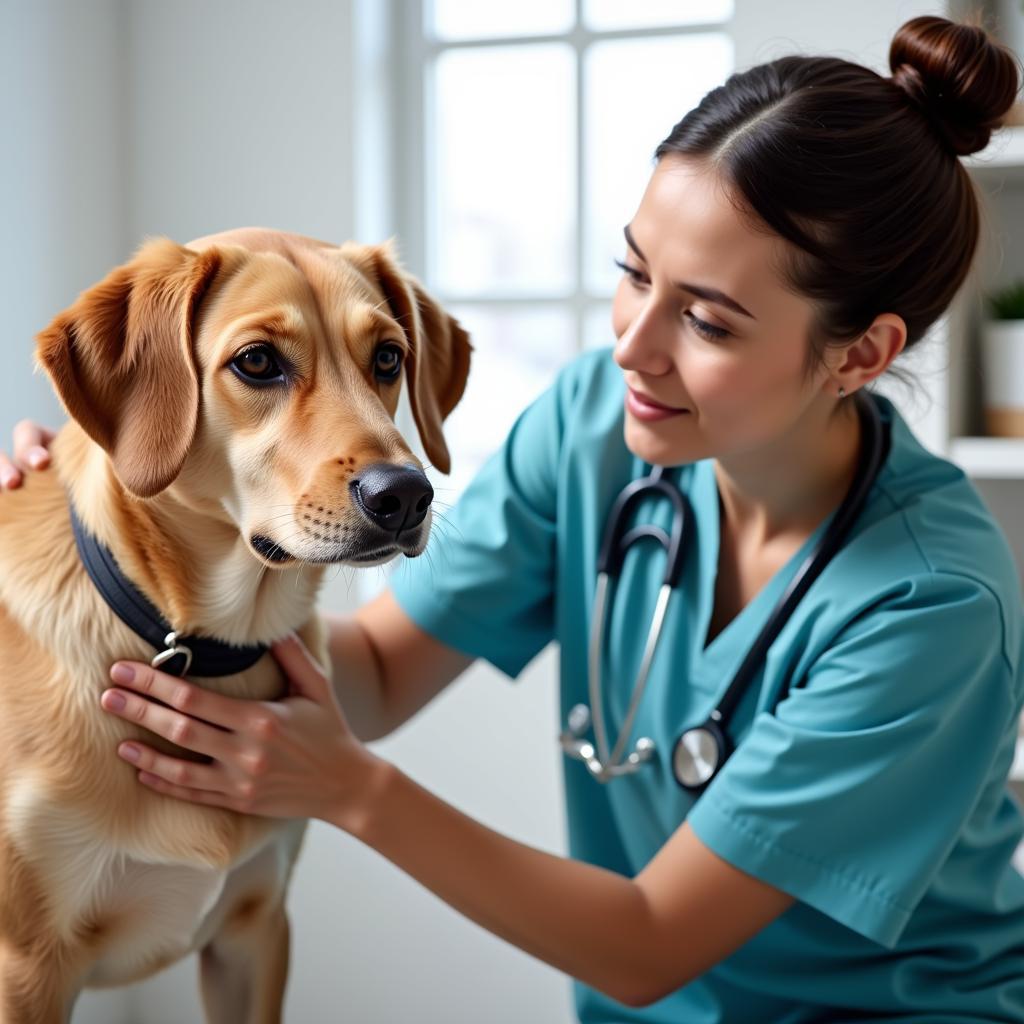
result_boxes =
[363,244,472,474]
[35,238,222,498]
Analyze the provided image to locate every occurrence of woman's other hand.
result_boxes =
[0,420,56,490]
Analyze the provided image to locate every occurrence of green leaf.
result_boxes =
[986,280,1024,320]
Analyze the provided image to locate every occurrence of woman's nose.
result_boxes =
[613,301,675,376]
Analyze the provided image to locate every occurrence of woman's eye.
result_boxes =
[230,344,286,385]
[614,256,730,341]
[684,311,730,341]
[373,343,404,382]
[614,257,648,287]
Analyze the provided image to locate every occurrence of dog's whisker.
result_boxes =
[418,546,435,585]
[430,511,465,545]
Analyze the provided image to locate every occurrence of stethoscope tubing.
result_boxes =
[588,575,672,770]
[562,391,892,790]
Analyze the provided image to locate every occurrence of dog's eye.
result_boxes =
[373,343,404,382]
[230,345,286,386]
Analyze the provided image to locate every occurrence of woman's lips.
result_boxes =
[625,387,690,423]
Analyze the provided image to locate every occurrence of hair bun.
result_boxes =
[889,15,1021,157]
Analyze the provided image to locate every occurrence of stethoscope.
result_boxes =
[559,391,891,795]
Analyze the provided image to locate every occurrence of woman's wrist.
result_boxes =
[325,747,400,839]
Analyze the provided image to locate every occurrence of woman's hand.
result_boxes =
[0,419,55,490]
[99,632,387,828]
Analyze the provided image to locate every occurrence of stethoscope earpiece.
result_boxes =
[560,703,657,781]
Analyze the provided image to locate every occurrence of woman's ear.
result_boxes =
[361,242,472,474]
[35,238,222,498]
[828,313,908,395]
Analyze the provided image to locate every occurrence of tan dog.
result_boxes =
[0,228,470,1022]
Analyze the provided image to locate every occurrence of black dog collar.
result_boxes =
[69,502,268,678]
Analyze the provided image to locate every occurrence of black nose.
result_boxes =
[351,463,433,533]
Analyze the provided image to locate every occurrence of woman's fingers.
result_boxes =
[101,662,251,760]
[0,451,22,491]
[135,770,243,809]
[2,420,56,489]
[13,419,55,470]
[101,662,283,810]
[117,741,232,800]
[106,661,261,732]
[101,685,236,760]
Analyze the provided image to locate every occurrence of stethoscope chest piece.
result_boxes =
[671,713,731,793]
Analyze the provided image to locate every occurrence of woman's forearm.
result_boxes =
[324,591,475,742]
[321,611,391,741]
[333,760,671,1009]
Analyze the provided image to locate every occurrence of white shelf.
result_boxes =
[948,124,1024,480]
[964,124,1024,176]
[948,437,1024,478]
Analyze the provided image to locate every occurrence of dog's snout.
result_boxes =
[351,463,433,533]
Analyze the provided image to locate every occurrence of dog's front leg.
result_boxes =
[198,897,290,1024]
[0,942,75,1024]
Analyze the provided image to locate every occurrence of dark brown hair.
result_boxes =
[655,15,1022,387]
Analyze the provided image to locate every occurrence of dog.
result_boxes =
[0,227,470,1022]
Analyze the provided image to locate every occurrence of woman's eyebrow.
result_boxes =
[623,225,757,321]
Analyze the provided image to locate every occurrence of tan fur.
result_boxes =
[0,229,470,1022]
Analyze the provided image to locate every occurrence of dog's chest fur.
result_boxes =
[0,438,324,982]
[7,777,305,986]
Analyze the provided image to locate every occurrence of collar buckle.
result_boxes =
[151,631,193,677]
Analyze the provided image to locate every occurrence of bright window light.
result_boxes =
[429,0,574,41]
[432,44,576,298]
[584,0,734,31]
[584,33,734,294]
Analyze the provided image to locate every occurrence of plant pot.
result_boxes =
[981,320,1024,437]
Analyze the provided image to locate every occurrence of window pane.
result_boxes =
[439,306,576,496]
[429,0,574,41]
[432,45,575,297]
[584,0,733,31]
[583,303,615,351]
[583,34,733,296]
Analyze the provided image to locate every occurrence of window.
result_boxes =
[395,1,735,495]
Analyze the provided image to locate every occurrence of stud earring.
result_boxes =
[837,385,847,399]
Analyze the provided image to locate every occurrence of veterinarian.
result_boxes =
[6,16,1024,1021]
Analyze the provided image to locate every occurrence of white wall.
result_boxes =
[2,2,129,1019]
[122,0,356,248]
[0,0,127,445]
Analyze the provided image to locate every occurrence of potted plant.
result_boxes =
[982,279,1024,437]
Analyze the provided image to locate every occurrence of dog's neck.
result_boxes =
[55,424,327,647]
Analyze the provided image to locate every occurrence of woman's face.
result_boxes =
[612,154,835,467]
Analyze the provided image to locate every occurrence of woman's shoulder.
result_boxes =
[548,345,632,456]
[838,393,1022,672]
[872,395,1016,582]
[551,345,624,412]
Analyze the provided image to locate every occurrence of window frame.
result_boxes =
[382,0,736,347]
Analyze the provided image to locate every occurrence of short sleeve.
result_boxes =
[688,572,1016,948]
[389,363,577,678]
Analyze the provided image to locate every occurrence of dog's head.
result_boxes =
[35,228,471,568]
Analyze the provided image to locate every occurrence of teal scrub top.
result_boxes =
[390,348,1024,1023]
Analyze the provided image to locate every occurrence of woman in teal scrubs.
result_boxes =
[6,15,1024,1022]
